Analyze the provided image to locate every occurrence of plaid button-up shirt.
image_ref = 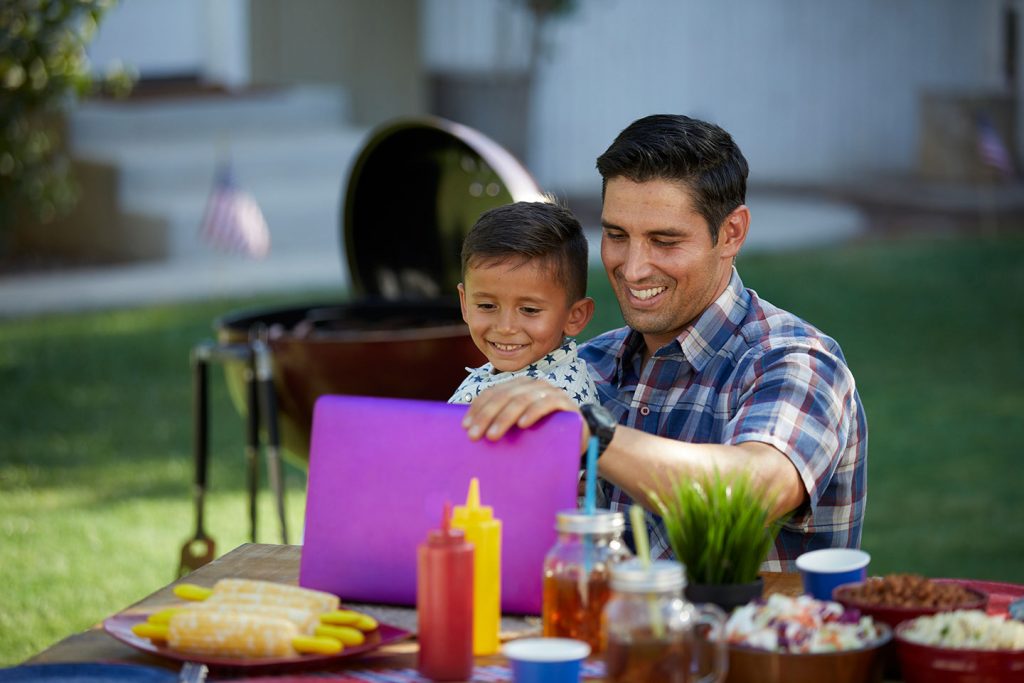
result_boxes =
[580,269,867,571]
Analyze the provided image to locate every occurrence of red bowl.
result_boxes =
[832,580,989,632]
[895,621,1024,683]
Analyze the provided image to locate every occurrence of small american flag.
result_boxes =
[976,113,1015,177]
[199,160,271,258]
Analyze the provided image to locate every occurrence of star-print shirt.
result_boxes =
[448,339,598,407]
[580,269,867,571]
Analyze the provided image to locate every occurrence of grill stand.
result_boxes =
[180,339,289,573]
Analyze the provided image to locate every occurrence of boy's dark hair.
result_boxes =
[461,201,589,303]
[596,114,749,244]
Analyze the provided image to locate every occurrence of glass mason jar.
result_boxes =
[604,559,728,683]
[542,509,632,653]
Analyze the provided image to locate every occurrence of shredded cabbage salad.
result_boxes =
[900,610,1024,650]
[725,594,881,653]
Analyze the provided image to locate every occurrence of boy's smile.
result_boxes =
[458,256,590,373]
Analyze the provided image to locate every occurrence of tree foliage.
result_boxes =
[0,0,131,234]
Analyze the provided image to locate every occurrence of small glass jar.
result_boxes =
[542,509,632,653]
[604,559,727,683]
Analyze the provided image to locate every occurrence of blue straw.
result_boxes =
[584,435,598,515]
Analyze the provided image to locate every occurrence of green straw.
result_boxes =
[630,504,650,567]
[630,504,664,638]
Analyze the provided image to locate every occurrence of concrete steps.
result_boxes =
[66,86,370,263]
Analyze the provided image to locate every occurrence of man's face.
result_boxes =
[458,257,579,373]
[600,177,738,356]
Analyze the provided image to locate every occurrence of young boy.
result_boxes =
[449,201,598,406]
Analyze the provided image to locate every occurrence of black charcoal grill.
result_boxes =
[215,117,545,467]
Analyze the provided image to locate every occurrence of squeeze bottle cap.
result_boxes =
[453,477,494,524]
[428,501,468,546]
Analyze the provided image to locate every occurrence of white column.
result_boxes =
[203,0,250,88]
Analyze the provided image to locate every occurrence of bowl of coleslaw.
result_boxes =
[895,609,1024,683]
[723,594,891,683]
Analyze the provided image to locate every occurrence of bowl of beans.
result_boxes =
[832,574,988,631]
[832,574,988,679]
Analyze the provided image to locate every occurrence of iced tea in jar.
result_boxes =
[603,559,727,683]
[542,509,631,653]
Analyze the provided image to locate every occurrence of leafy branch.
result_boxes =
[0,0,133,235]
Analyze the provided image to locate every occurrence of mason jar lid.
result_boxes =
[555,509,625,535]
[610,559,687,593]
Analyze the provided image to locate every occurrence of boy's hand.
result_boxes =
[462,377,589,447]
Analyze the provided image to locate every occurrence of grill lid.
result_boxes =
[343,117,544,300]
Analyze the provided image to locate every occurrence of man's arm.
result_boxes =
[462,377,806,521]
[597,427,805,521]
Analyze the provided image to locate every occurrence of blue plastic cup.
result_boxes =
[796,548,871,600]
[502,638,591,683]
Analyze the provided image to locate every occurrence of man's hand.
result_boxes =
[462,377,588,445]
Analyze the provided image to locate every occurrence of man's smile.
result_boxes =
[628,285,668,301]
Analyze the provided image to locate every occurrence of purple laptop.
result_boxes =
[299,394,583,615]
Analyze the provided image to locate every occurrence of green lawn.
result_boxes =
[1,234,1023,665]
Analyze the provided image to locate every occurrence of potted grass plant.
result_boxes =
[650,469,785,613]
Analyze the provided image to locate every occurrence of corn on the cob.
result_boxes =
[185,600,319,634]
[168,610,299,657]
[132,615,343,657]
[209,578,339,613]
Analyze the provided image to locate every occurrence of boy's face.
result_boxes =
[458,257,592,373]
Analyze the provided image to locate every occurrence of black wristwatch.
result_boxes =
[580,403,617,466]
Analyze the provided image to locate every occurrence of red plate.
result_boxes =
[103,611,411,673]
[941,578,1024,617]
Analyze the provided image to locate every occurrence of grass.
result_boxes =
[1,234,1023,665]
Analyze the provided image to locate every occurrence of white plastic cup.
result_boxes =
[502,638,591,683]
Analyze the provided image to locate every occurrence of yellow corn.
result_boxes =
[132,622,168,641]
[147,607,180,625]
[293,635,343,655]
[354,614,378,632]
[320,610,379,632]
[134,614,343,657]
[320,609,361,625]
[210,578,339,613]
[314,623,365,646]
[174,584,214,601]
[168,610,299,657]
[185,601,319,634]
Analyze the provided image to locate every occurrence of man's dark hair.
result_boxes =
[461,201,589,303]
[596,114,749,244]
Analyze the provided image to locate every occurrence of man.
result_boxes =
[463,114,867,570]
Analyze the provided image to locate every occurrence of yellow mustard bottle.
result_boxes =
[451,477,501,655]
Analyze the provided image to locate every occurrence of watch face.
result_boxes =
[584,404,616,440]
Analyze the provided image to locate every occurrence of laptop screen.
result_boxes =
[299,394,583,615]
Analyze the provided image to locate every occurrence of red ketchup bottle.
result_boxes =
[417,502,474,681]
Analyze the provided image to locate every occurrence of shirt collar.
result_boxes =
[676,267,749,372]
[613,267,750,378]
[471,338,580,378]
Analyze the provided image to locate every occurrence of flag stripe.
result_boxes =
[199,161,271,259]
[976,115,1015,176]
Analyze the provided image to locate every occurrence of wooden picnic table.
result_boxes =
[25,542,805,679]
